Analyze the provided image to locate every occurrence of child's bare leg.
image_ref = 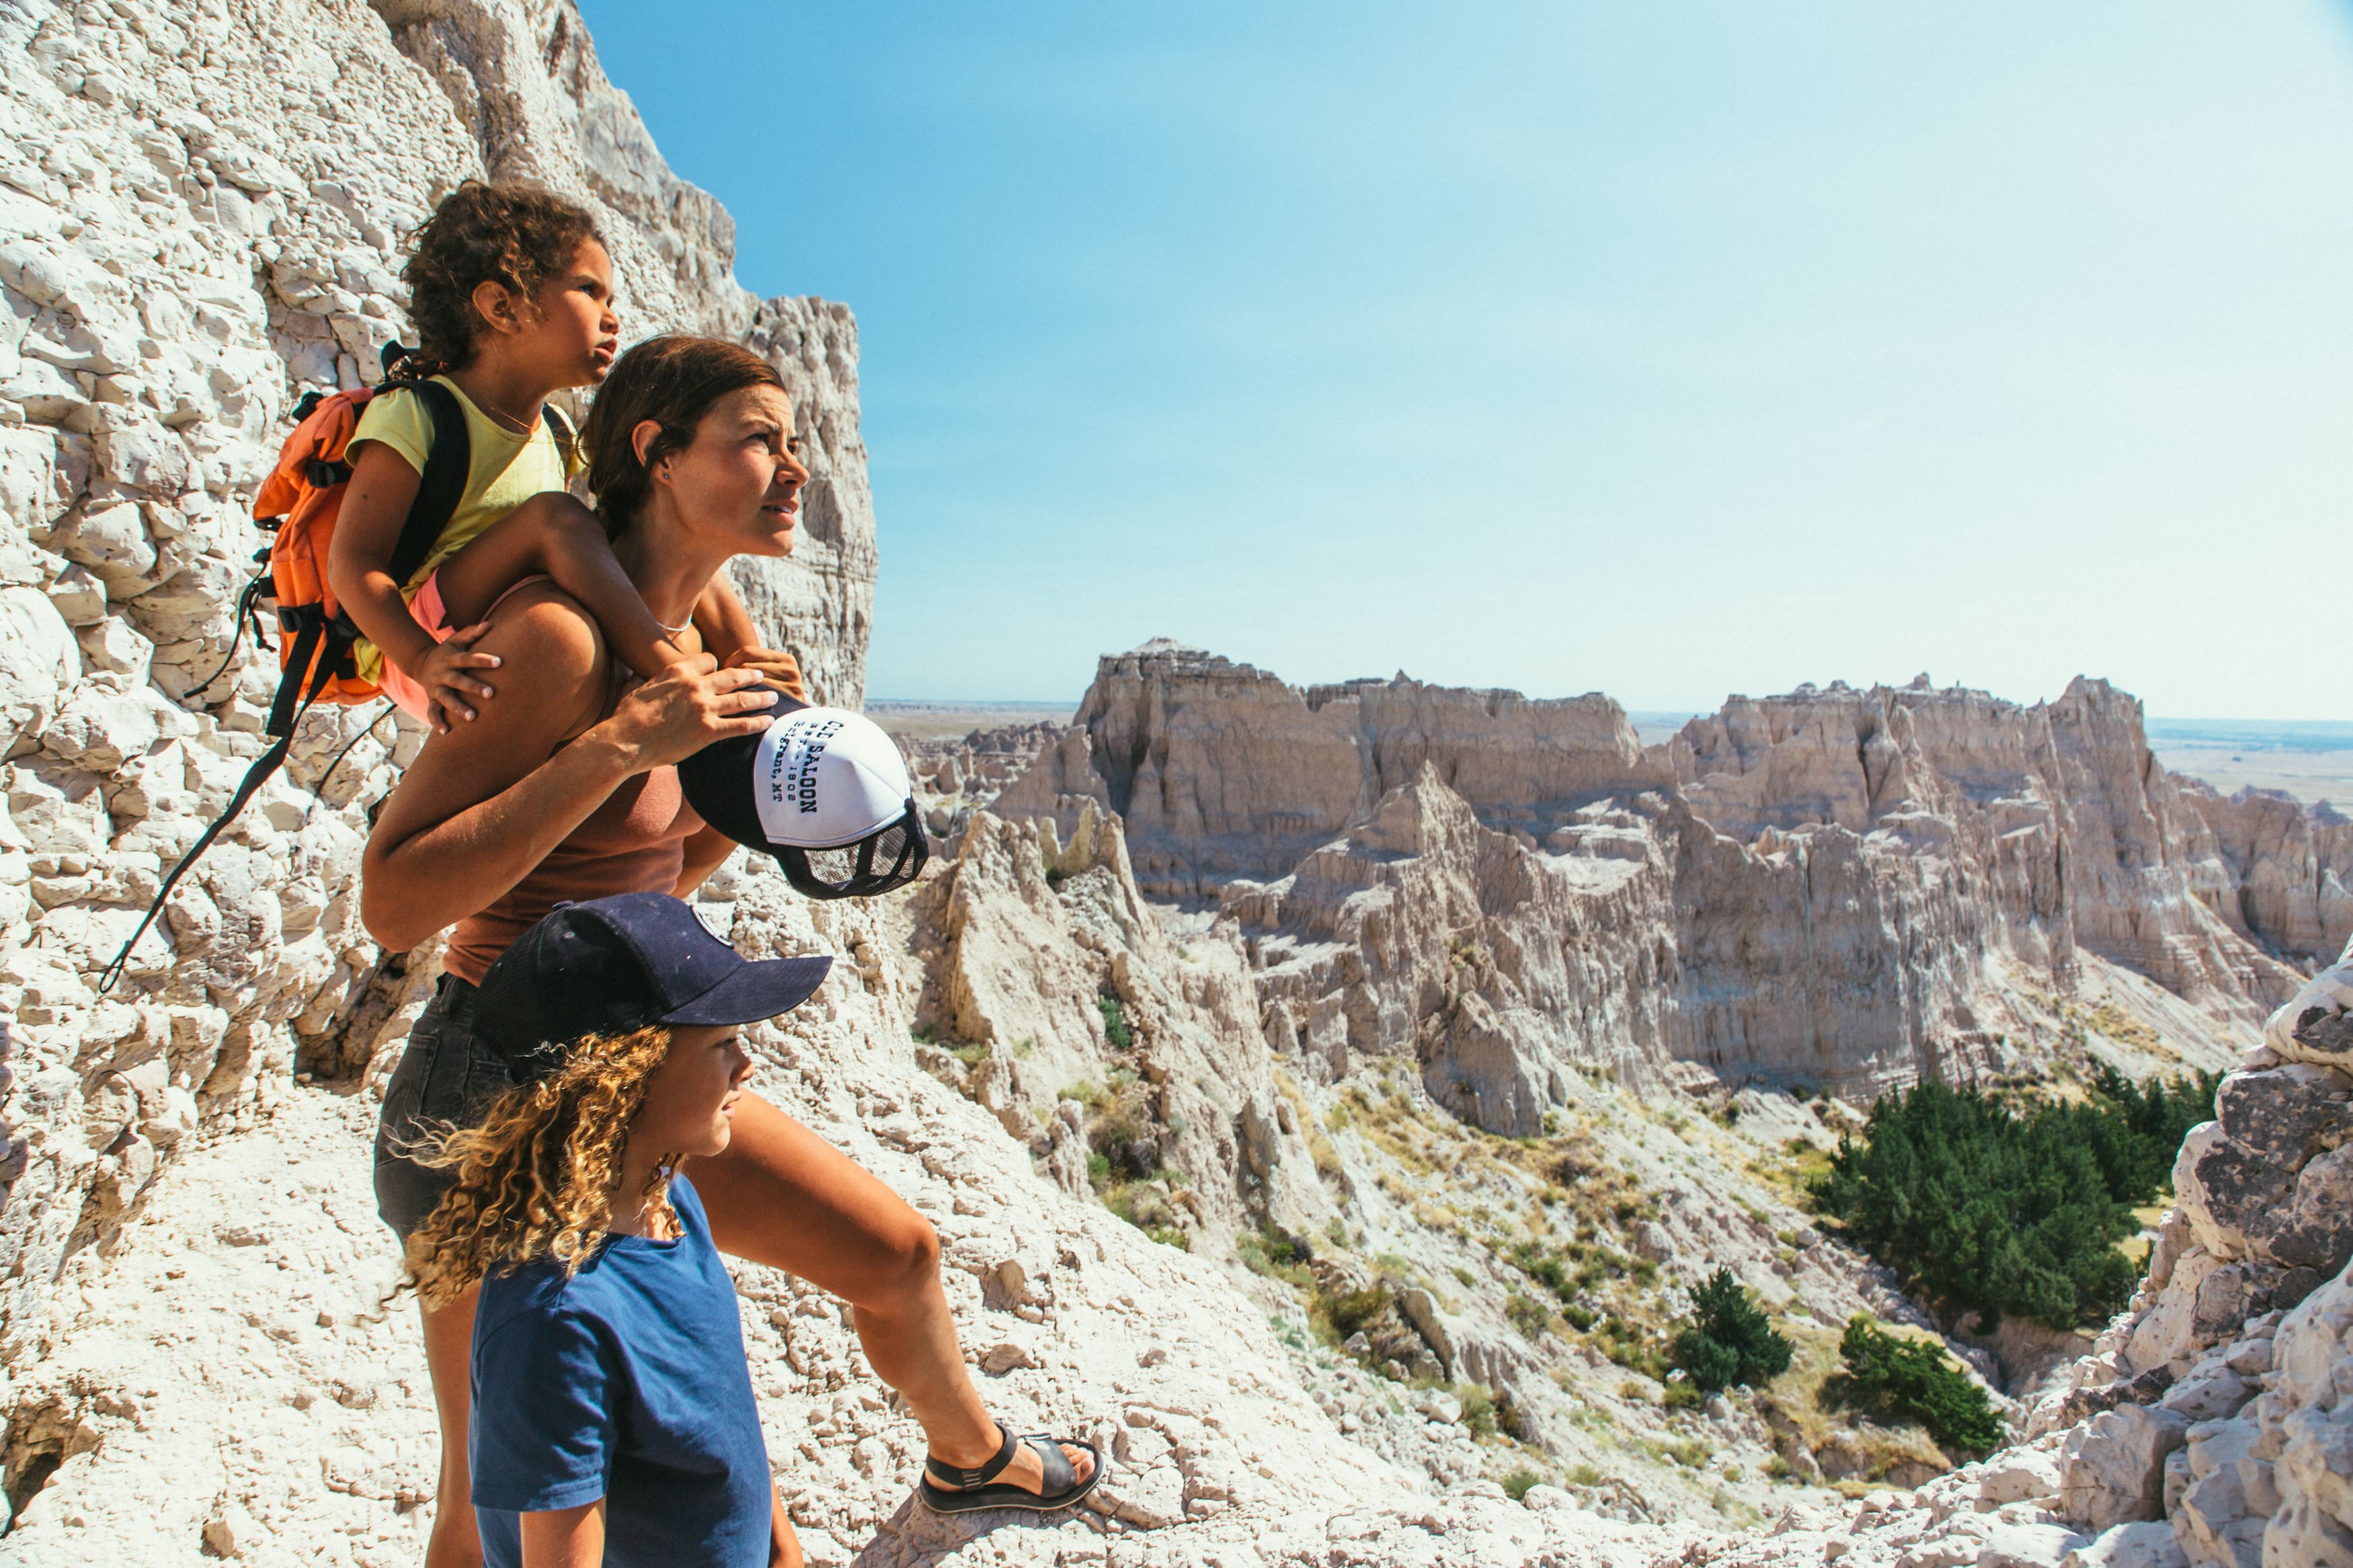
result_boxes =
[431,493,691,678]
[420,1288,485,1568]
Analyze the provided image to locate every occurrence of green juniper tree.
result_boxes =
[1670,1268,1793,1392]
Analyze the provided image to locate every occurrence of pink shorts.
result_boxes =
[376,572,552,721]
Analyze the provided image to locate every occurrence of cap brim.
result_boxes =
[660,954,834,1027]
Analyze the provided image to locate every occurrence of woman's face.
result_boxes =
[643,384,809,559]
[631,1025,754,1160]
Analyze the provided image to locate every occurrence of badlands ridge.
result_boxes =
[1,2,2352,1565]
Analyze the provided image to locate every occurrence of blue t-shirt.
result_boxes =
[469,1175,771,1568]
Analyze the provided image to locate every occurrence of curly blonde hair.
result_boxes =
[405,1026,680,1307]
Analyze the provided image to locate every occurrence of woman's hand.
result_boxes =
[411,622,501,733]
[721,645,807,704]
[589,653,775,772]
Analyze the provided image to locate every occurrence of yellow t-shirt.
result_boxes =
[345,376,582,684]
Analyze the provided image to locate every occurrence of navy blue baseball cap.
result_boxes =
[471,892,833,1083]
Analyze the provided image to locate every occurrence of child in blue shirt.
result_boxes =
[404,893,836,1567]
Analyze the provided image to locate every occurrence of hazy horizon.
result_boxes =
[580,3,2353,720]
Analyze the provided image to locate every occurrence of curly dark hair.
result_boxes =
[581,335,787,538]
[403,180,604,372]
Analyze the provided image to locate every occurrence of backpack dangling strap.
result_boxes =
[97,630,340,995]
[184,569,273,702]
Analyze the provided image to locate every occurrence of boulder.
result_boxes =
[2059,1405,2191,1530]
[2059,1522,2187,1568]
[1978,1447,2065,1507]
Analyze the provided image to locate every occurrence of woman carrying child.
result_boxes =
[361,331,1098,1568]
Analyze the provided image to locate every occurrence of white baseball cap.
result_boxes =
[679,692,929,899]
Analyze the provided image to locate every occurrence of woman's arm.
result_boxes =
[690,574,759,661]
[693,575,808,703]
[362,587,772,952]
[674,823,743,900]
[520,1500,604,1568]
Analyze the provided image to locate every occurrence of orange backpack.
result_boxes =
[100,345,567,989]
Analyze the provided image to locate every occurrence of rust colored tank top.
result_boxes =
[442,765,704,985]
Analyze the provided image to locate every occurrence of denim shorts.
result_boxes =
[372,975,510,1241]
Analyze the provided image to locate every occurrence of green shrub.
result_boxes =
[1838,1315,2005,1456]
[1502,1467,1543,1501]
[1669,1268,1792,1392]
[1237,1224,1313,1287]
[1318,1284,1390,1341]
[1661,1378,1704,1409]
[1810,1071,2216,1330]
[1460,1383,1497,1437]
[1595,1318,1668,1381]
[1098,993,1133,1050]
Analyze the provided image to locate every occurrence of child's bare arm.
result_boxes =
[435,492,693,682]
[768,1483,803,1568]
[329,442,501,731]
[327,442,440,675]
[519,1499,604,1568]
[693,575,807,702]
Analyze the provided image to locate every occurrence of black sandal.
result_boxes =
[918,1421,1105,1514]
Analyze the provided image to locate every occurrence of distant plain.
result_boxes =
[2146,718,2353,809]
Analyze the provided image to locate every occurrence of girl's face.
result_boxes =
[639,385,810,559]
[631,1026,754,1159]
[512,237,621,387]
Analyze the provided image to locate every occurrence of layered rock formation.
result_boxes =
[1004,645,2331,1130]
[0,0,873,1395]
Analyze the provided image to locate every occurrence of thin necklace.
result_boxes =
[475,396,538,437]
[446,376,539,436]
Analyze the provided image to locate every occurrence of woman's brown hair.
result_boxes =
[404,180,604,373]
[403,1026,679,1307]
[580,335,789,538]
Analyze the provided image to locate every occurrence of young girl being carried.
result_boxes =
[329,181,797,733]
[406,891,834,1568]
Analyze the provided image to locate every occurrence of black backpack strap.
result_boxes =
[97,640,340,995]
[541,401,576,473]
[385,378,470,589]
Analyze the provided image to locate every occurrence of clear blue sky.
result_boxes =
[575,2,2353,718]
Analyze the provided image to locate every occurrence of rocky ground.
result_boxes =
[1,866,1719,1568]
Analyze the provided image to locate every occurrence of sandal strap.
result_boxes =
[926,1421,1017,1490]
[1025,1433,1076,1495]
